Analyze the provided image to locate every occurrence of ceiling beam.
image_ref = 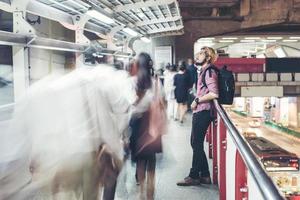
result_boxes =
[27,0,73,24]
[147,25,183,34]
[135,16,181,26]
[0,1,13,12]
[184,16,244,21]
[115,0,176,12]
[179,0,240,8]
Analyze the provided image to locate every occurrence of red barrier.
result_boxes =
[235,151,248,200]
[215,58,265,73]
[208,123,213,159]
[219,119,227,200]
[213,120,218,184]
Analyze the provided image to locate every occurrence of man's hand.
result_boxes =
[191,100,197,111]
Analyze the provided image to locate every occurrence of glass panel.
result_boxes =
[0,45,14,106]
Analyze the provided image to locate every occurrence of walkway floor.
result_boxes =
[115,113,219,200]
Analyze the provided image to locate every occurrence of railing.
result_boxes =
[207,100,284,200]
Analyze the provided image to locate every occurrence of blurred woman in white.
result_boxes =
[163,64,177,119]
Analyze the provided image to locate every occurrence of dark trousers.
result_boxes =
[189,110,213,179]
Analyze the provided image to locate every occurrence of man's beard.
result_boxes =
[195,59,206,67]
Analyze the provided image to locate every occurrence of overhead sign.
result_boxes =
[241,86,283,97]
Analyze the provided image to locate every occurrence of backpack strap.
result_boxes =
[201,65,219,88]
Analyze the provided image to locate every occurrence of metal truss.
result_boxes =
[0,0,184,53]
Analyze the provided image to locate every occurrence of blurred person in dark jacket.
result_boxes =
[174,61,189,124]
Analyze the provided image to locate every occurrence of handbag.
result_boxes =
[136,78,167,156]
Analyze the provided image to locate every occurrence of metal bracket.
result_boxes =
[127,36,139,56]
[11,0,35,35]
[13,11,36,34]
[107,26,125,51]
[72,15,90,45]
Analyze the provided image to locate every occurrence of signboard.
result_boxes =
[154,46,172,69]
[241,86,283,97]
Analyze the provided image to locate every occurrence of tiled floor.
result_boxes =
[115,114,219,200]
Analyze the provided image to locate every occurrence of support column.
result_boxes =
[12,46,29,101]
[73,15,90,67]
[11,0,34,101]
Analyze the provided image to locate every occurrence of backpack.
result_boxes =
[202,65,235,105]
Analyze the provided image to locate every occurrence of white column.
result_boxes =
[73,15,90,68]
[12,4,33,101]
[12,46,29,101]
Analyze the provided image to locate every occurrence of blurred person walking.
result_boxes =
[174,62,189,124]
[177,47,219,186]
[129,53,167,200]
[186,58,198,112]
[163,64,177,119]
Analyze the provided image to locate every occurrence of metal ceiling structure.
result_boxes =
[0,0,184,54]
[0,0,184,38]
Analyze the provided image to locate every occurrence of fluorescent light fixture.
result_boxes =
[289,37,300,39]
[87,10,114,24]
[283,39,298,42]
[274,48,286,58]
[123,27,138,36]
[141,37,151,43]
[240,40,255,43]
[137,12,144,18]
[267,37,282,40]
[222,37,238,40]
[245,37,260,40]
[198,40,214,43]
[261,39,276,43]
[219,40,234,43]
[200,37,215,40]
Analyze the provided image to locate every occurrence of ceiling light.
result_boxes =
[86,10,114,24]
[198,40,214,43]
[245,37,260,40]
[137,13,144,18]
[261,40,276,43]
[240,40,255,43]
[283,39,298,42]
[123,27,138,36]
[267,37,282,40]
[200,37,215,40]
[289,37,300,39]
[222,37,238,40]
[219,40,234,43]
[141,37,151,43]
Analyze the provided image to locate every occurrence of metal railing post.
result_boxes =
[213,119,218,184]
